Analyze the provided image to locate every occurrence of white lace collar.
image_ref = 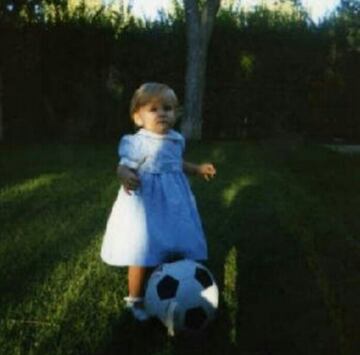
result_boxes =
[137,129,183,141]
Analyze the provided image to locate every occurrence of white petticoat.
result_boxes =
[100,173,208,266]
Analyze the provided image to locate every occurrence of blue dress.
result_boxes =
[100,129,208,266]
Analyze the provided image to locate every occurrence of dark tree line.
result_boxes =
[0,0,359,142]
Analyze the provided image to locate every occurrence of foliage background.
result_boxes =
[0,0,359,142]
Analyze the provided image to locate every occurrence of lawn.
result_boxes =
[0,142,359,355]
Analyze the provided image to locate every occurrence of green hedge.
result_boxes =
[1,5,359,142]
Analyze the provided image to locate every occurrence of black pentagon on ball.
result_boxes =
[184,306,208,330]
[157,275,179,300]
[195,267,213,289]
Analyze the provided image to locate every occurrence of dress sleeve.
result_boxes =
[118,135,145,169]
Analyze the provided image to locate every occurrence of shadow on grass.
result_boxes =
[0,143,115,188]
[216,143,359,355]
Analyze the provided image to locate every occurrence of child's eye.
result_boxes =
[150,107,157,112]
[164,105,172,111]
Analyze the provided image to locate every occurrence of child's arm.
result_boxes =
[183,161,216,181]
[117,165,140,195]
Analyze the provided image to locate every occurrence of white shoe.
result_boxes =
[123,296,150,322]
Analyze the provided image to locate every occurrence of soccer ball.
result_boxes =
[144,259,219,336]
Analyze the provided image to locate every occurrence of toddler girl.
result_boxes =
[100,82,216,321]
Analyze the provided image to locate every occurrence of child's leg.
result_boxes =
[128,265,149,297]
[125,266,154,321]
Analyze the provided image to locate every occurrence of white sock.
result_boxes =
[123,296,149,321]
[123,296,144,307]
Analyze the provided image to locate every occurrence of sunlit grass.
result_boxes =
[222,176,257,207]
[1,234,124,355]
[0,142,359,355]
[223,246,238,345]
[0,173,66,203]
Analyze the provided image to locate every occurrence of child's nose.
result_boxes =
[158,108,166,116]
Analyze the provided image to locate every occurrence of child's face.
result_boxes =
[133,99,176,135]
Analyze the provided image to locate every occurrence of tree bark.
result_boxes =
[181,0,220,140]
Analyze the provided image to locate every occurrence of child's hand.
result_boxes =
[197,163,216,181]
[118,167,141,195]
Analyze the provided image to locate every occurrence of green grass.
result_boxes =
[0,142,359,355]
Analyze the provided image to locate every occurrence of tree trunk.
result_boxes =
[181,0,220,140]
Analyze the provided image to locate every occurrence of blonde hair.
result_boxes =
[130,82,178,121]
